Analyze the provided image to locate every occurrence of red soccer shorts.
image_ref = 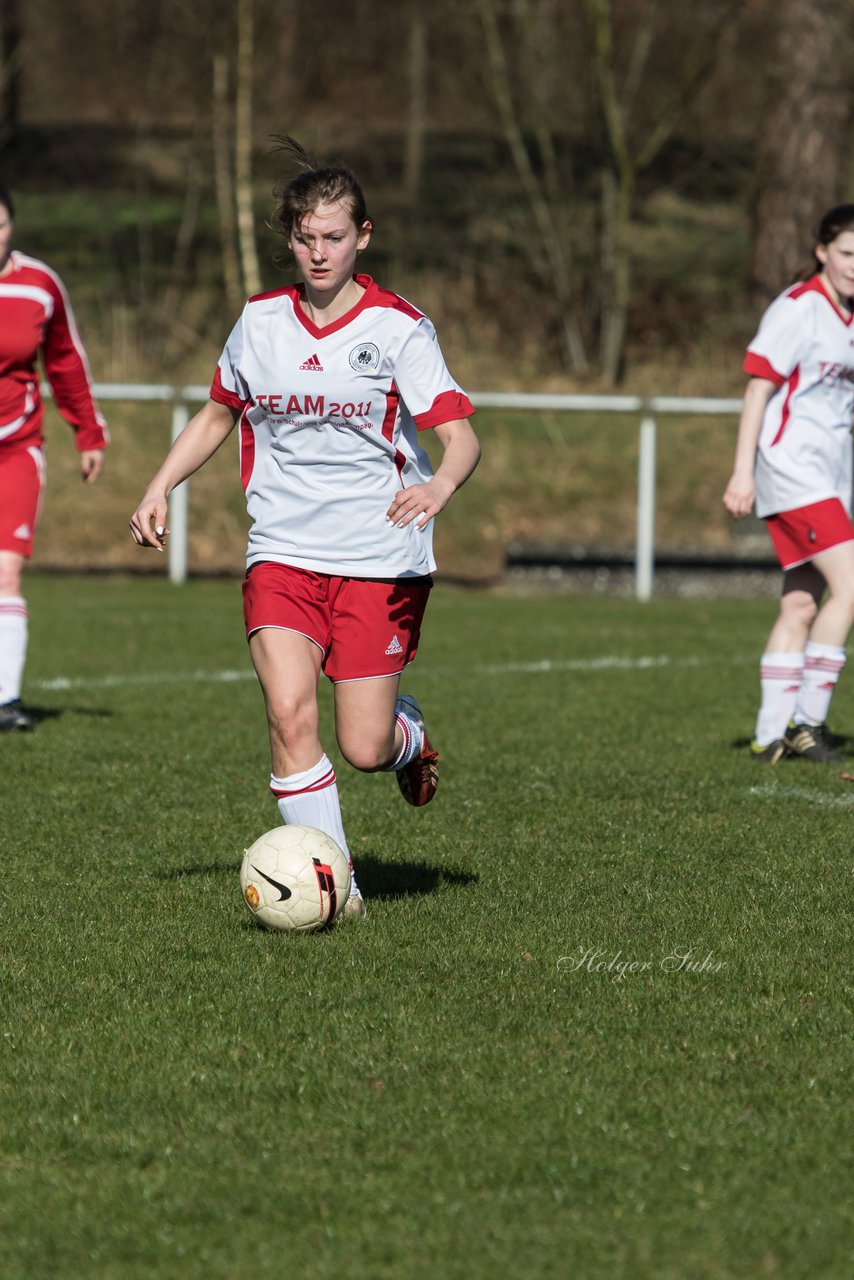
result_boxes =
[765,498,854,570]
[0,445,45,557]
[242,561,433,682]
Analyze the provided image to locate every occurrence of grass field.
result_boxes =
[2,577,852,1279]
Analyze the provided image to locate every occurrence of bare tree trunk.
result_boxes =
[0,0,22,149]
[584,0,636,384]
[751,0,853,306]
[404,0,427,211]
[235,0,261,298]
[598,168,633,384]
[584,0,741,383]
[155,132,206,363]
[212,51,242,310]
[477,0,589,376]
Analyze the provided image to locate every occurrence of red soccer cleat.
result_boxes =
[395,694,440,807]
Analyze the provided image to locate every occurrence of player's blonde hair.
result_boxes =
[271,136,371,240]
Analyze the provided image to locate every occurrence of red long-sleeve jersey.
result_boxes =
[0,250,109,452]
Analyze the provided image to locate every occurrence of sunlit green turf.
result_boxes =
[1,578,851,1279]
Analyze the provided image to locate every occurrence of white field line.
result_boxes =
[32,653,727,693]
[477,655,682,674]
[749,783,854,809]
[475,653,754,674]
[34,669,255,692]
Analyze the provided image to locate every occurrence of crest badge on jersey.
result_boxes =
[349,342,380,372]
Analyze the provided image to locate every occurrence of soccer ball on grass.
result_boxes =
[240,825,351,933]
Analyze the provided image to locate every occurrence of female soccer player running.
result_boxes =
[130,138,480,916]
[0,183,108,732]
[723,204,854,763]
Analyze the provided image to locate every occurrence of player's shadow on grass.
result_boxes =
[23,703,64,725]
[159,856,478,900]
[730,731,853,756]
[160,861,238,878]
[354,854,477,901]
[22,703,114,724]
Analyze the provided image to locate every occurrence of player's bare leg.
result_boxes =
[766,564,823,653]
[808,541,854,647]
[751,565,821,759]
[249,627,324,775]
[0,550,32,732]
[785,542,854,762]
[249,627,365,913]
[334,677,439,807]
[332,673,400,771]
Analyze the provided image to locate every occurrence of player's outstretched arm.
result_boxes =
[722,377,776,519]
[130,399,239,550]
[386,418,481,530]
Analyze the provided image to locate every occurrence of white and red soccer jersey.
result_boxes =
[745,275,854,518]
[210,274,474,577]
[0,251,108,454]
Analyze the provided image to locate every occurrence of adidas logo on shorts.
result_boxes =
[385,634,404,656]
[13,524,32,540]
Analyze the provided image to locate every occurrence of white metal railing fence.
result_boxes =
[51,384,744,599]
[469,392,742,599]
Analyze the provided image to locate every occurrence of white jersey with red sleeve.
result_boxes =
[210,274,475,578]
[744,276,854,518]
[0,250,108,453]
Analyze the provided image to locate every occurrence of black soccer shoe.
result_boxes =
[783,722,842,764]
[0,699,35,732]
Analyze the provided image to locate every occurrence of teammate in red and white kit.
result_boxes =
[724,205,854,763]
[130,138,480,916]
[0,183,108,732]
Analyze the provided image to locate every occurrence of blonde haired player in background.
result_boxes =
[724,205,854,763]
[0,182,108,732]
[131,138,480,917]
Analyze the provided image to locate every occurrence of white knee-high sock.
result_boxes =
[270,754,358,892]
[793,642,846,726]
[755,652,804,745]
[0,596,28,705]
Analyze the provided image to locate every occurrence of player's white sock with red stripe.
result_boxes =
[0,596,27,705]
[755,652,804,745]
[384,701,424,770]
[270,754,359,895]
[792,642,846,726]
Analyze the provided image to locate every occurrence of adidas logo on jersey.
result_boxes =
[13,524,32,540]
[299,354,324,371]
[385,634,404,656]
